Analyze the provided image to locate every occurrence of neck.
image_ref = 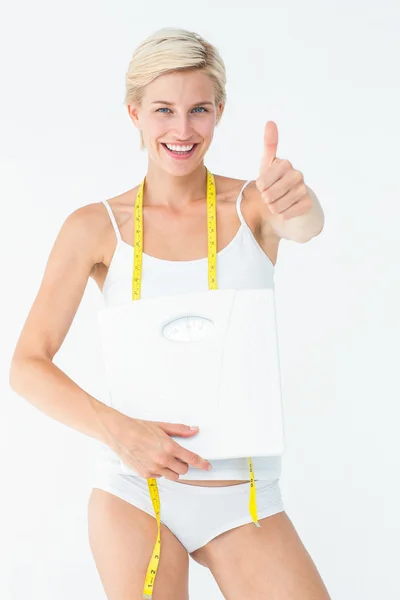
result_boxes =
[142,161,208,211]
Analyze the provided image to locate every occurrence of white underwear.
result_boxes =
[91,471,285,554]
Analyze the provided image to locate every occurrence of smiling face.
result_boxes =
[127,69,224,174]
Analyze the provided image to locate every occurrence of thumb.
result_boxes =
[156,422,199,437]
[262,120,279,168]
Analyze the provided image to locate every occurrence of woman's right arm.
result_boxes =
[8,203,211,479]
[8,203,118,447]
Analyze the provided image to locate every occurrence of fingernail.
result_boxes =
[190,426,199,430]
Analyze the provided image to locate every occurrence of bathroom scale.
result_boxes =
[97,288,285,461]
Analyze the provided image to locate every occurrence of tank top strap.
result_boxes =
[101,199,122,243]
[236,179,253,226]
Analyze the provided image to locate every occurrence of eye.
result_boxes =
[156,106,208,114]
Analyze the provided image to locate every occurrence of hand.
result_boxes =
[106,412,212,481]
[256,121,312,220]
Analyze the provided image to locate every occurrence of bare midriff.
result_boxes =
[176,479,251,487]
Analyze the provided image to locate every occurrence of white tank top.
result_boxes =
[100,180,282,480]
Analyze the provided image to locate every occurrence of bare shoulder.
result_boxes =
[9,201,113,364]
[70,193,133,276]
[241,179,280,239]
[216,174,279,238]
[214,174,248,196]
[63,201,111,275]
[216,174,281,266]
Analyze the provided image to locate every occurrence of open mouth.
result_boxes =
[162,143,198,158]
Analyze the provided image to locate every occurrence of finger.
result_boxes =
[262,120,279,168]
[157,422,200,437]
[174,444,211,471]
[164,457,190,477]
[149,463,187,481]
[155,468,182,481]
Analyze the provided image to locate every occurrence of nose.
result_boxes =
[173,115,194,141]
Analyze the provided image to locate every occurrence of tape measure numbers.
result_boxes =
[132,167,260,600]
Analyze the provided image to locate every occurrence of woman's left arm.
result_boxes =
[255,121,325,243]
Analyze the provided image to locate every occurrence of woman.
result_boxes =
[10,27,330,600]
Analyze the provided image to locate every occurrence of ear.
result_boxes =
[127,104,140,129]
[216,102,225,124]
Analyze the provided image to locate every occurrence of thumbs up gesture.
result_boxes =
[255,121,312,221]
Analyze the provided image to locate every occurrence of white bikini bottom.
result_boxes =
[90,470,285,554]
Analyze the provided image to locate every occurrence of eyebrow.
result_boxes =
[150,100,214,106]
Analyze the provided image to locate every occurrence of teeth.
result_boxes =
[165,144,194,152]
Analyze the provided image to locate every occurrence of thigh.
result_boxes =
[195,511,331,600]
[87,488,189,600]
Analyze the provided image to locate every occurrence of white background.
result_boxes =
[1,0,399,598]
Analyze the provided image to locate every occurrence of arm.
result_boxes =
[259,184,325,243]
[256,120,325,244]
[9,204,118,447]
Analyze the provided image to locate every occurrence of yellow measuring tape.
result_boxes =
[132,167,260,600]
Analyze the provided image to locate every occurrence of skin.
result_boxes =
[93,69,281,487]
[11,67,331,598]
[88,490,332,599]
[88,70,331,598]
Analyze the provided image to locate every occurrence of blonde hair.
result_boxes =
[123,27,227,150]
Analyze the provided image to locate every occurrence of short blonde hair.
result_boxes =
[124,27,227,150]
